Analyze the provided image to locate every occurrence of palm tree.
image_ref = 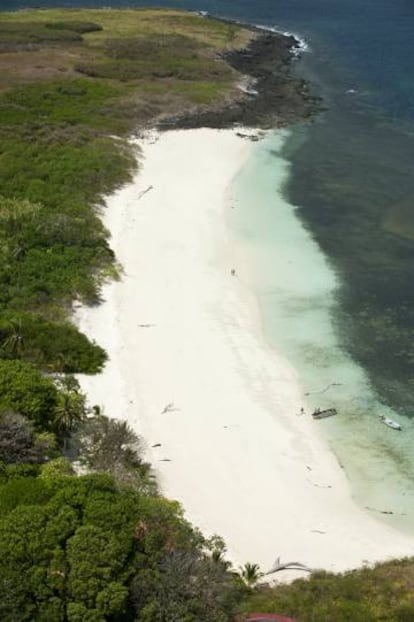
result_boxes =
[1,318,25,359]
[53,377,86,449]
[240,562,263,587]
[211,549,232,570]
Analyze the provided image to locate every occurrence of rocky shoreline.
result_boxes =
[158,27,322,131]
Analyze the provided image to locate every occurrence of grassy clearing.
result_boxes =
[0,8,250,372]
[0,9,245,92]
[0,10,247,113]
[0,9,249,49]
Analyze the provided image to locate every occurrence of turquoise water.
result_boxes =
[232,130,414,533]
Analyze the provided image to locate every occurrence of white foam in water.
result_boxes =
[253,23,310,55]
[225,16,310,56]
[282,30,310,55]
[231,130,414,534]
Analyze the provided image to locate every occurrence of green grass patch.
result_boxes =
[0,9,249,49]
[105,33,202,60]
[45,21,103,34]
[0,78,126,129]
[76,56,230,82]
[0,8,249,373]
[0,21,83,46]
[0,19,102,48]
[76,33,231,82]
[153,13,242,47]
[169,80,229,105]
[140,80,228,106]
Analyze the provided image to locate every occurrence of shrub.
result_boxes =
[45,21,103,34]
[75,415,157,494]
[0,411,57,464]
[0,21,83,44]
[0,360,58,430]
[0,313,107,374]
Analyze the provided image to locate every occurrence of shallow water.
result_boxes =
[232,131,414,532]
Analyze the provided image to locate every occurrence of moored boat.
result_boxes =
[379,415,402,431]
[312,407,337,420]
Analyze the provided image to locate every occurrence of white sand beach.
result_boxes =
[76,128,413,579]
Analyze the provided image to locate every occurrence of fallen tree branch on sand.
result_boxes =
[265,556,312,575]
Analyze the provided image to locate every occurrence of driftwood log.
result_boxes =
[265,557,312,575]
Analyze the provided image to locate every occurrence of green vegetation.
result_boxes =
[0,313,107,374]
[0,473,248,622]
[0,21,84,46]
[3,9,413,621]
[0,19,102,46]
[239,561,414,621]
[0,369,246,622]
[0,360,58,429]
[46,21,104,34]
[0,411,58,466]
[74,414,157,495]
[0,9,247,49]
[0,13,255,618]
[76,34,232,82]
[0,361,89,436]
[0,8,248,372]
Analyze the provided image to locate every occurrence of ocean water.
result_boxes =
[232,132,414,532]
[6,1,414,527]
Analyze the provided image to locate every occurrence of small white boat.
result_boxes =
[379,415,402,431]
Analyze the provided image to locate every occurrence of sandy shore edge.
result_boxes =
[75,128,413,579]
